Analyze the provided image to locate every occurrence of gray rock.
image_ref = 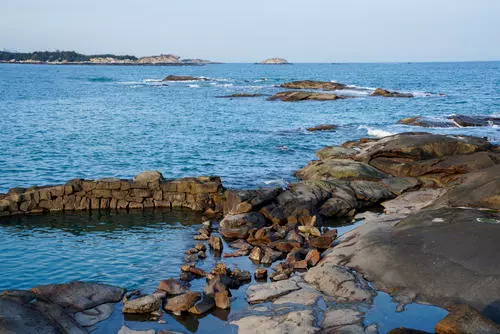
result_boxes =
[231,310,318,334]
[123,293,162,314]
[245,277,301,304]
[31,281,125,312]
[0,298,59,334]
[118,325,155,334]
[74,303,115,327]
[33,299,87,334]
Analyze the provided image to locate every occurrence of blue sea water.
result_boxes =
[0,62,499,192]
[0,62,499,332]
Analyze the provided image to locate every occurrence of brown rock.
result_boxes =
[305,249,321,267]
[189,296,215,315]
[309,235,333,250]
[371,88,413,98]
[268,91,346,102]
[214,291,230,309]
[279,80,346,91]
[270,240,301,253]
[249,247,264,262]
[157,279,188,296]
[163,292,201,315]
[254,268,268,280]
[435,304,500,334]
[306,124,337,132]
[208,235,223,251]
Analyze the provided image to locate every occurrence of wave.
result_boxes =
[143,78,163,82]
[188,84,200,88]
[358,126,396,138]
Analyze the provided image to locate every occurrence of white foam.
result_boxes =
[359,126,396,138]
[143,78,163,82]
[188,84,200,88]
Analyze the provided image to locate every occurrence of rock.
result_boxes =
[295,159,386,181]
[268,91,347,102]
[304,264,375,303]
[0,289,35,303]
[118,325,155,334]
[270,240,301,252]
[449,114,500,127]
[306,124,337,132]
[0,298,60,334]
[219,212,268,239]
[254,268,268,280]
[189,296,215,315]
[388,328,430,334]
[305,249,321,266]
[370,88,413,98]
[212,263,230,276]
[298,225,321,237]
[217,93,263,98]
[224,188,281,215]
[163,292,201,315]
[208,235,223,251]
[123,293,162,314]
[270,273,290,281]
[434,304,500,334]
[74,303,115,327]
[431,166,500,210]
[198,250,207,258]
[260,58,289,64]
[321,308,363,329]
[30,281,125,312]
[259,203,287,225]
[273,288,321,306]
[398,116,456,128]
[231,310,318,334]
[249,247,264,262]
[157,279,188,296]
[253,226,279,244]
[245,277,301,304]
[33,299,87,334]
[280,80,346,91]
[229,239,253,250]
[214,291,231,309]
[309,235,334,250]
[324,207,500,317]
[184,253,199,263]
[195,243,207,251]
[162,75,207,81]
[315,146,358,160]
[232,269,252,282]
[132,170,165,183]
[261,248,283,265]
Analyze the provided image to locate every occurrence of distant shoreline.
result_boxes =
[0,61,215,66]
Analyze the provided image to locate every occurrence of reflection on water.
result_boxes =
[0,208,203,291]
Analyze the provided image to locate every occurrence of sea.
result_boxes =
[0,62,498,333]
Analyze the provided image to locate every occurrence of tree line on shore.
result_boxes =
[0,50,137,62]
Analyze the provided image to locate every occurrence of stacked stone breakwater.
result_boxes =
[0,171,225,217]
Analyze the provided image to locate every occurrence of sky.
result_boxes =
[1,0,499,63]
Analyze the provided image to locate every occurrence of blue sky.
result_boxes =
[1,0,499,62]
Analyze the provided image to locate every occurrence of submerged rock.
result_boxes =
[268,91,347,102]
[216,93,263,98]
[163,292,201,315]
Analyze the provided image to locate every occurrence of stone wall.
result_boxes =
[0,171,225,217]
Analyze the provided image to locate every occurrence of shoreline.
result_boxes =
[1,131,499,333]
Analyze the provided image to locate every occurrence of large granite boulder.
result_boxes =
[295,159,386,181]
[279,80,346,91]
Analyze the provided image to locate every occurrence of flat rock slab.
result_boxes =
[231,310,318,334]
[245,277,301,304]
[325,207,500,321]
[31,281,125,312]
[74,302,115,327]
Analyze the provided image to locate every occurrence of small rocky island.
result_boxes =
[258,57,290,64]
[1,132,499,333]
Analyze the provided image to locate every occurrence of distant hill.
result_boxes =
[0,51,218,65]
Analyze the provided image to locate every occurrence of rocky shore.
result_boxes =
[1,132,499,333]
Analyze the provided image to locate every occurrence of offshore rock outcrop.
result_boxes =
[399,114,500,128]
[259,58,289,64]
[0,171,224,216]
[267,91,348,102]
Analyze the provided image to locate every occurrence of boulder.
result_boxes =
[30,281,125,312]
[217,93,263,98]
[74,302,115,327]
[370,88,413,98]
[189,296,215,315]
[208,235,223,251]
[214,291,231,309]
[123,293,162,314]
[398,116,456,128]
[268,91,346,102]
[260,58,289,64]
[219,212,268,239]
[163,292,201,315]
[33,299,87,334]
[449,114,500,127]
[118,326,155,334]
[254,268,268,280]
[306,124,337,132]
[435,304,500,334]
[0,298,60,334]
[279,80,346,91]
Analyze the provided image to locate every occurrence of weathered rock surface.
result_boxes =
[163,291,201,315]
[74,303,115,327]
[157,279,188,296]
[118,325,155,334]
[399,115,500,128]
[268,91,347,102]
[0,298,60,334]
[216,93,263,98]
[123,293,162,314]
[260,58,289,64]
[296,159,386,181]
[245,277,301,304]
[232,310,318,334]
